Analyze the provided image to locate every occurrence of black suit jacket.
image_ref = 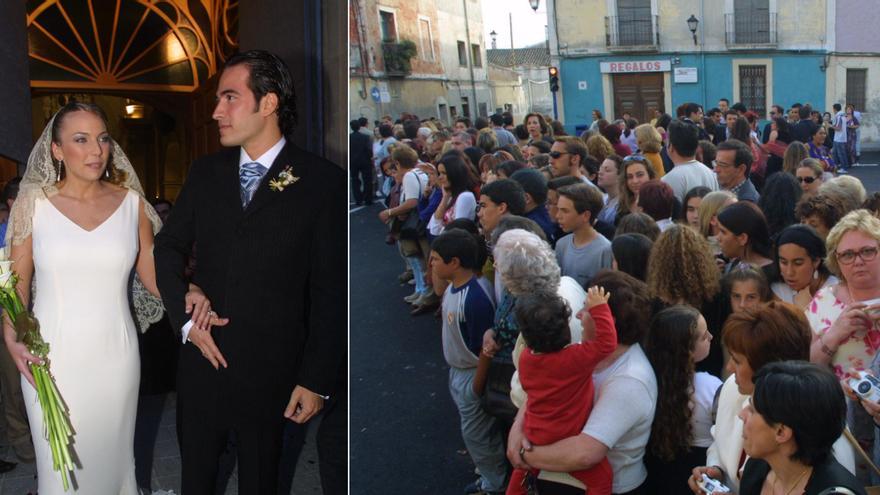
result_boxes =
[154,141,346,418]
[791,120,817,144]
[350,130,372,169]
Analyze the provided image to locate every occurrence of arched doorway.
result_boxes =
[26,0,238,200]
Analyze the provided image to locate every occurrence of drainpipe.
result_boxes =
[700,0,707,106]
[462,0,480,117]
[353,0,371,101]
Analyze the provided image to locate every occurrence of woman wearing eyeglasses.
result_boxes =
[807,210,880,459]
[796,159,825,197]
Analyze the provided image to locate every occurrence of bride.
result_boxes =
[1,102,208,494]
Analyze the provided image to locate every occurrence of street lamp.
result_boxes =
[529,0,540,12]
[490,30,497,49]
[687,14,699,45]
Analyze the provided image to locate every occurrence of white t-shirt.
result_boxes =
[661,160,719,202]
[401,169,428,203]
[692,372,723,448]
[833,111,848,143]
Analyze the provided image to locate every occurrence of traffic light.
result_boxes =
[549,66,559,92]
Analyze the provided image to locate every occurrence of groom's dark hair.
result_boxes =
[224,50,297,137]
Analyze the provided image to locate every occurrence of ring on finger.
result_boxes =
[207,310,217,317]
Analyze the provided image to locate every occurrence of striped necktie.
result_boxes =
[239,161,266,207]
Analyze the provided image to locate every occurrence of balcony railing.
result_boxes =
[382,42,413,77]
[605,15,659,51]
[724,12,777,47]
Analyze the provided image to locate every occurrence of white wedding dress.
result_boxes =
[23,189,141,494]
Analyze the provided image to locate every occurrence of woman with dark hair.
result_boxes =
[688,302,856,494]
[524,112,553,146]
[654,113,672,136]
[427,154,477,236]
[764,116,791,177]
[524,140,552,161]
[808,124,836,173]
[738,361,865,495]
[681,186,711,230]
[463,146,486,175]
[621,118,639,152]
[508,270,658,495]
[757,172,802,236]
[495,160,526,180]
[611,233,653,281]
[644,306,721,494]
[636,180,675,231]
[600,123,632,158]
[615,212,661,241]
[616,155,657,224]
[768,225,837,309]
[846,104,860,165]
[717,201,773,272]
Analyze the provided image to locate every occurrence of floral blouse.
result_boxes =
[807,285,880,378]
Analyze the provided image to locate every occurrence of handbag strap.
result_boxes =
[843,427,880,478]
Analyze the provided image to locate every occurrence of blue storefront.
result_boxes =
[559,51,827,133]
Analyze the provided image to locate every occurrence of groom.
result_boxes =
[154,50,345,493]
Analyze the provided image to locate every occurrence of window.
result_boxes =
[379,10,397,42]
[616,0,652,46]
[462,97,470,118]
[471,44,482,67]
[733,0,770,44]
[457,41,467,66]
[847,69,867,112]
[418,17,434,61]
[739,65,767,117]
[478,102,489,117]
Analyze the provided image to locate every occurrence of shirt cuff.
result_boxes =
[181,320,194,344]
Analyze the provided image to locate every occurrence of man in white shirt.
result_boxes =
[831,103,849,173]
[661,119,719,202]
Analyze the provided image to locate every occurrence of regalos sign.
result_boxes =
[599,60,671,73]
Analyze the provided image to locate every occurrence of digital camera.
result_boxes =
[848,371,880,403]
[697,474,730,494]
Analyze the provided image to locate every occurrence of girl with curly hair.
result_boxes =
[647,224,725,375]
[644,305,721,494]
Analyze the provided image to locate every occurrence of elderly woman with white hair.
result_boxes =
[478,228,584,427]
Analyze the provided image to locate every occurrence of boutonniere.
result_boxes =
[269,165,299,192]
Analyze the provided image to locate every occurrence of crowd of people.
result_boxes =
[359,97,877,495]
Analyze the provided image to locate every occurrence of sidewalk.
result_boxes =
[0,392,322,494]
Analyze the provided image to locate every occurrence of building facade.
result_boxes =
[827,0,880,148]
[350,0,492,124]
[550,0,829,133]
[487,46,553,121]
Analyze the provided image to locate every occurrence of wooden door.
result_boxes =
[613,72,664,124]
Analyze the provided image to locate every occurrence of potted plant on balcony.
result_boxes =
[383,39,417,76]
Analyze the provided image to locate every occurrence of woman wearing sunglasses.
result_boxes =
[807,210,880,454]
[796,159,825,197]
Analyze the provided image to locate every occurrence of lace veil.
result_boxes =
[6,112,165,332]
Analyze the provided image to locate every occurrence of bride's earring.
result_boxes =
[58,159,65,180]
[104,167,110,179]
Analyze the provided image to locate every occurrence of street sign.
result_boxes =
[370,87,380,102]
[674,67,698,83]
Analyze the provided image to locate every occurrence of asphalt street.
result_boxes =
[350,203,478,494]
[348,151,880,495]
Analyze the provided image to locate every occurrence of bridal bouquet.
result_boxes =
[0,248,75,490]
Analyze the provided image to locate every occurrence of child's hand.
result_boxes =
[482,329,500,358]
[586,286,610,309]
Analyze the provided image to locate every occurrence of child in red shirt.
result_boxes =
[507,286,617,495]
